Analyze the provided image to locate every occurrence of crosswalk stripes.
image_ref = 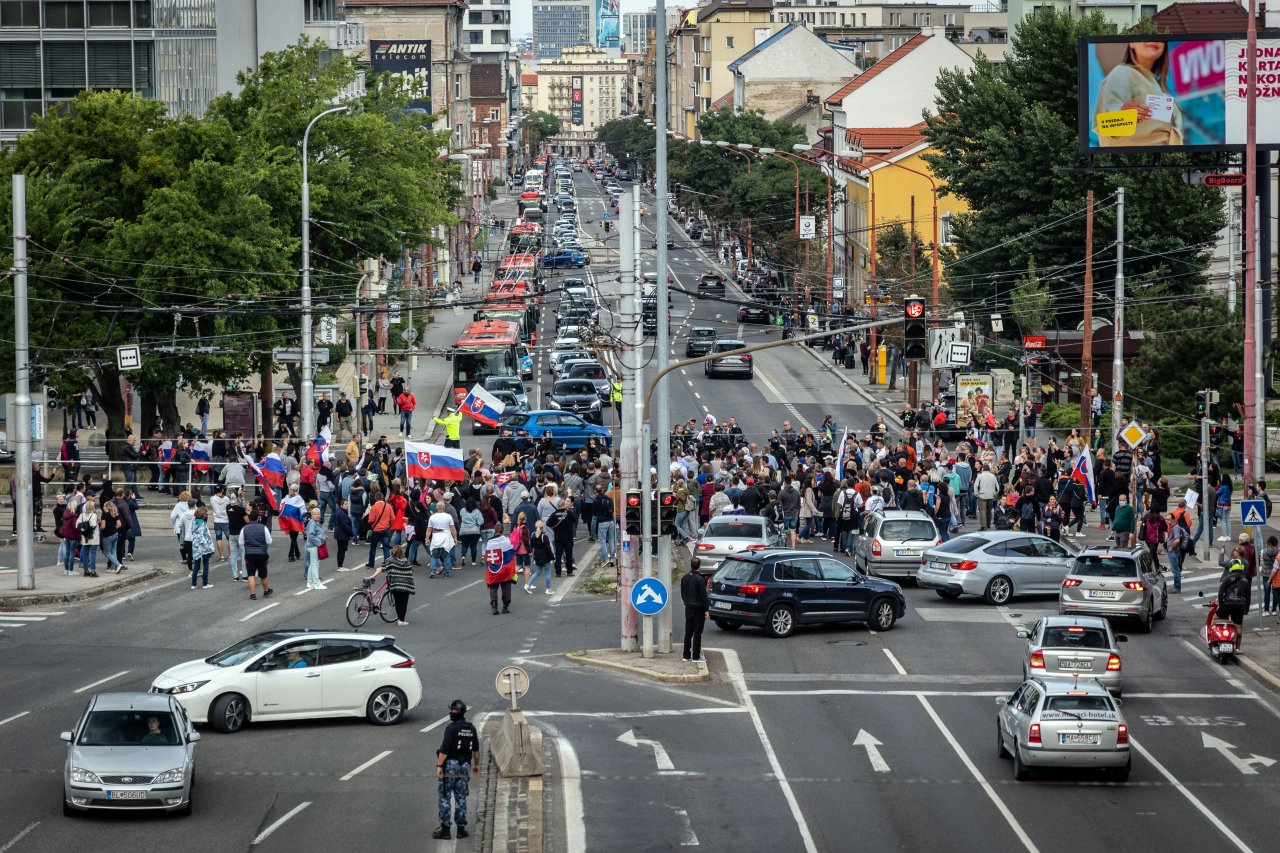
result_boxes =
[0,611,67,629]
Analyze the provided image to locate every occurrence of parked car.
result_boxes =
[853,510,941,580]
[708,549,907,638]
[692,515,785,574]
[149,630,422,733]
[685,326,717,357]
[1058,546,1168,633]
[1018,614,1127,695]
[915,531,1078,604]
[546,378,604,424]
[499,410,613,449]
[61,692,199,815]
[997,676,1131,781]
[542,248,589,269]
[705,339,752,379]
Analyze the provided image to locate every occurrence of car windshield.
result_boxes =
[1071,556,1139,578]
[715,557,759,581]
[879,520,937,541]
[1042,627,1111,649]
[714,342,744,353]
[569,365,606,379]
[207,632,296,667]
[691,329,716,339]
[934,536,989,554]
[1044,695,1115,714]
[705,520,764,539]
[486,377,524,395]
[555,381,596,396]
[78,710,180,746]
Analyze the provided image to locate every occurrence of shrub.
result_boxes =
[1154,421,1200,468]
[1038,403,1081,430]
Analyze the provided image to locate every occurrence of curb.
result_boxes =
[798,344,903,425]
[1238,641,1280,694]
[565,650,710,684]
[0,566,168,610]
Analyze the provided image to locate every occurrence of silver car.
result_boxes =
[916,531,1077,605]
[1059,546,1168,633]
[853,510,940,579]
[62,692,199,815]
[997,676,1131,781]
[1018,614,1127,695]
[693,515,785,573]
[705,340,753,378]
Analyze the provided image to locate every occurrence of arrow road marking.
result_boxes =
[1202,732,1277,775]
[853,729,890,773]
[673,807,699,846]
[617,729,674,770]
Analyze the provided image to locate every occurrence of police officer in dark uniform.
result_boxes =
[681,556,710,661]
[433,699,480,840]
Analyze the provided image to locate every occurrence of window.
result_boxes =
[489,106,500,120]
[861,13,866,26]
[774,559,821,582]
[1,0,41,26]
[88,0,130,26]
[818,558,857,583]
[940,211,954,246]
[43,41,86,88]
[88,41,132,87]
[320,639,370,665]
[725,36,733,49]
[468,10,481,23]
[1140,4,1157,18]
[889,12,901,26]
[469,30,483,44]
[701,36,710,52]
[454,73,462,99]
[44,0,85,27]
[702,66,710,82]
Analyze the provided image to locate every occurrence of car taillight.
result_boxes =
[1123,581,1144,591]
[738,583,766,596]
[1062,578,1082,587]
[742,354,752,361]
[871,539,882,557]
[1029,723,1041,745]
[1116,724,1129,745]
[1029,651,1044,669]
[949,560,978,571]
[392,658,416,669]
[695,543,714,552]
[1107,653,1122,671]
[746,544,766,551]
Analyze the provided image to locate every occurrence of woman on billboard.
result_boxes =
[1094,41,1184,147]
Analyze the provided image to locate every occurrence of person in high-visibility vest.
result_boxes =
[434,409,463,449]
[610,380,623,423]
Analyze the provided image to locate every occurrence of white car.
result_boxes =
[150,630,422,733]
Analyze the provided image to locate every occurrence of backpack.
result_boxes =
[1223,573,1248,605]
[1142,515,1163,543]
[77,518,95,541]
[838,492,856,521]
[1020,501,1036,522]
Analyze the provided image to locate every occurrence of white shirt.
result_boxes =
[211,494,230,524]
[428,511,456,549]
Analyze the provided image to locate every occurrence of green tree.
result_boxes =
[1009,258,1053,335]
[1126,297,1242,418]
[524,110,562,151]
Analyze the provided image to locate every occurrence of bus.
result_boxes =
[499,253,542,287]
[451,320,520,407]
[523,169,544,191]
[476,300,537,347]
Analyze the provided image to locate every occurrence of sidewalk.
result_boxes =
[0,562,166,609]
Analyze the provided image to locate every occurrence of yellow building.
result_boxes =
[533,46,628,137]
[693,0,775,129]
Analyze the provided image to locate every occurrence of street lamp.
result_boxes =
[713,141,755,260]
[301,104,348,440]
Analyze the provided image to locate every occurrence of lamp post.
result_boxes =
[301,104,348,440]
[792,143,835,310]
[715,140,754,260]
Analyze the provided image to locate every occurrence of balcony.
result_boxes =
[305,19,365,51]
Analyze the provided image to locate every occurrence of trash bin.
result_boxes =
[844,352,857,370]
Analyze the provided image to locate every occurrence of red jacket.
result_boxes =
[397,393,417,412]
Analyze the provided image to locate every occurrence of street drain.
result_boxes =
[828,640,867,646]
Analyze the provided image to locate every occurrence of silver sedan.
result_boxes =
[1018,614,1127,695]
[916,531,1077,605]
[692,515,785,574]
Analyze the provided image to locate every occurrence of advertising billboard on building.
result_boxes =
[571,76,584,126]
[369,40,433,112]
[1078,33,1280,152]
[597,0,620,50]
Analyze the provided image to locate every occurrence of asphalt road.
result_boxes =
[3,170,1279,853]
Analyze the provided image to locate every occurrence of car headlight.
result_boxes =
[70,767,102,784]
[589,399,601,408]
[166,680,210,695]
[549,401,561,409]
[152,767,186,784]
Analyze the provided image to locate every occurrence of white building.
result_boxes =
[464,0,512,61]
[622,8,657,56]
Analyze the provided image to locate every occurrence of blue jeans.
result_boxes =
[305,546,320,586]
[1167,549,1183,591]
[937,516,952,543]
[190,553,209,586]
[229,537,247,579]
[675,511,697,542]
[80,543,98,574]
[407,539,423,565]
[366,529,390,568]
[430,546,454,577]
[318,491,337,527]
[838,528,856,553]
[527,561,554,589]
[60,539,76,572]
[1216,506,1232,540]
[1233,450,1244,472]
[597,520,616,562]
[101,533,120,570]
[400,410,413,433]
[459,534,480,563]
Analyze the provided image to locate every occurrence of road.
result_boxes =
[2,168,1279,853]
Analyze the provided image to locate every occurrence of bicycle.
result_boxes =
[345,576,397,627]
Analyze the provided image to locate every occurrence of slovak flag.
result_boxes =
[404,441,466,481]
[241,455,280,513]
[495,471,513,491]
[460,384,506,427]
[307,426,332,467]
[191,440,212,473]
[483,533,517,584]
[1070,450,1096,504]
[279,493,307,533]
[260,452,287,489]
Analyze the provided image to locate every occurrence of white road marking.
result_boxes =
[882,648,908,675]
[617,729,675,770]
[239,602,280,621]
[548,544,596,604]
[0,712,30,727]
[419,714,451,734]
[852,729,891,772]
[693,392,701,399]
[0,614,46,621]
[444,577,486,597]
[520,707,748,719]
[0,822,40,853]
[753,366,815,432]
[1129,737,1254,852]
[544,723,587,853]
[251,801,312,846]
[717,647,819,853]
[340,750,393,782]
[0,623,30,629]
[674,807,699,847]
[73,670,130,694]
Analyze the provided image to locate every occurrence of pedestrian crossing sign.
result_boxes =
[1241,500,1267,527]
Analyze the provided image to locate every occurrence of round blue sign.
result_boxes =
[630,577,669,616]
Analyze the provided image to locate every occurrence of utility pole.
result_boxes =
[1110,186,1124,456]
[1244,0,1261,482]
[1227,194,1237,316]
[618,195,639,652]
[1201,411,1213,562]
[653,0,673,654]
[632,184,655,659]
[12,174,34,591]
[1081,190,1094,436]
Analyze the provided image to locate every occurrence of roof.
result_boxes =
[825,33,930,106]
[845,123,927,152]
[342,0,464,6]
[728,23,796,73]
[1149,1,1261,33]
[521,73,538,86]
[697,0,774,24]
[711,90,735,110]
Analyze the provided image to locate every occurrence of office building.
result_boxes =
[533,0,592,59]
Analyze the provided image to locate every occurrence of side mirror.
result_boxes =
[259,659,279,672]
[544,392,551,399]
[1015,630,1029,639]
[60,731,72,742]
[995,697,1007,706]
[188,731,202,743]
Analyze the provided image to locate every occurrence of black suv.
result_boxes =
[685,326,717,357]
[708,549,906,638]
[698,273,726,297]
[546,378,604,424]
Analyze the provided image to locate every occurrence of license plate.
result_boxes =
[107,790,147,800]
[713,601,732,610]
[1059,733,1100,745]
[930,561,950,571]
[1216,642,1236,653]
[1059,659,1093,670]
[895,549,921,557]
[1086,590,1122,600]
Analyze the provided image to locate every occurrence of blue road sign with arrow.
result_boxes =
[630,577,668,616]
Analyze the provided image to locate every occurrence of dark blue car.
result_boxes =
[498,410,611,450]
[542,248,589,269]
[708,549,906,638]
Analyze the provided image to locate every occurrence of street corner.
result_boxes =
[565,647,711,684]
[0,563,170,611]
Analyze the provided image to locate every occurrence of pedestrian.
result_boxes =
[471,254,482,284]
[973,463,1000,531]
[511,510,533,576]
[239,508,274,600]
[593,484,616,565]
[397,388,417,436]
[335,391,355,440]
[1165,513,1189,594]
[1111,494,1135,548]
[1040,496,1064,543]
[369,544,415,625]
[1138,507,1168,565]
[226,489,249,581]
[76,497,101,577]
[432,699,480,841]
[304,507,327,590]
[525,519,555,594]
[458,498,483,566]
[1215,476,1234,541]
[332,498,354,571]
[190,506,215,589]
[548,497,577,576]
[681,556,709,661]
[484,522,516,614]
[211,484,230,562]
[364,488,394,568]
[425,500,457,578]
[100,500,123,574]
[377,375,390,414]
[433,407,463,448]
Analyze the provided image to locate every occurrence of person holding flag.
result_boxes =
[458,385,505,434]
[1067,449,1096,538]
[278,484,307,562]
[434,406,464,449]
[241,453,281,516]
[484,523,517,615]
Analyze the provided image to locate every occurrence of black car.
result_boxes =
[708,549,906,638]
[698,273,726,297]
[616,169,632,181]
[546,378,604,424]
[685,326,717,357]
[738,304,771,324]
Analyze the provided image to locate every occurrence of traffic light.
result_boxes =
[624,489,643,530]
[903,295,927,360]
[46,388,59,409]
[1194,390,1207,416]
[656,489,676,536]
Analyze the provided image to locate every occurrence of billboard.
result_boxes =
[571,76,584,126]
[1078,33,1280,152]
[369,40,433,112]
[597,0,620,50]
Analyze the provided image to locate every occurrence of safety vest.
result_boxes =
[436,411,463,441]
[610,382,623,403]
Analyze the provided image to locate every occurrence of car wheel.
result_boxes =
[1014,747,1032,781]
[1112,760,1131,783]
[713,619,740,631]
[746,370,754,380]
[983,575,1013,606]
[997,723,1010,759]
[367,686,408,726]
[63,798,76,817]
[936,588,962,600]
[1154,592,1168,621]
[210,693,249,734]
[1135,606,1153,634]
[870,598,897,631]
[764,604,796,638]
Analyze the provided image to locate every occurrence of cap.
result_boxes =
[746,478,755,485]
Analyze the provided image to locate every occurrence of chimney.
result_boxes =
[920,26,947,38]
